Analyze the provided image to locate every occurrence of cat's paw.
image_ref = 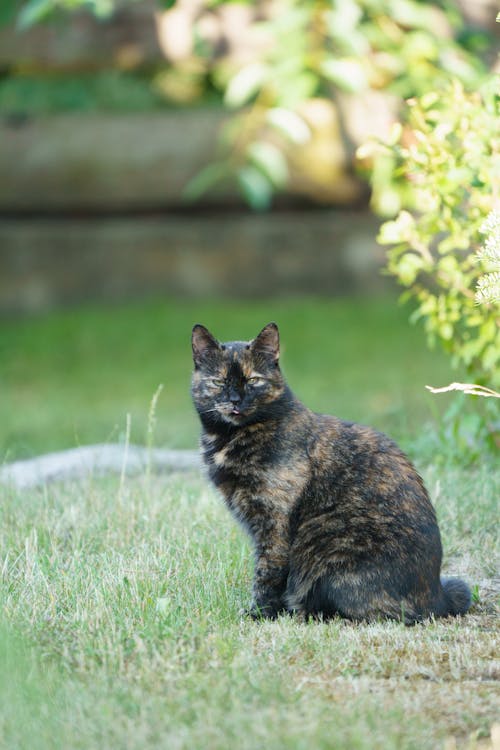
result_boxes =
[242,603,287,620]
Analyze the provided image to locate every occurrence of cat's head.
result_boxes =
[191,322,288,428]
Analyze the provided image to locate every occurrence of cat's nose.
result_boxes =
[229,390,242,405]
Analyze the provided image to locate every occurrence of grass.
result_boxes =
[0,295,467,461]
[1,295,498,747]
[0,465,498,750]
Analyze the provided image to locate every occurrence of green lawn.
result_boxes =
[0,295,464,461]
[0,296,498,748]
[0,466,498,750]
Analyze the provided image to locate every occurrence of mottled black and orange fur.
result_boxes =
[191,322,471,623]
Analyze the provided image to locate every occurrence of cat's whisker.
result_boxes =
[199,407,223,415]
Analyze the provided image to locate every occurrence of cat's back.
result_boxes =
[288,412,446,621]
[305,412,435,522]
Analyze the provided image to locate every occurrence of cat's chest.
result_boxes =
[201,429,310,513]
[201,428,269,485]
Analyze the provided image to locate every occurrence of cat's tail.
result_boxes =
[441,577,472,616]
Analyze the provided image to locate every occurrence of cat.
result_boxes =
[191,322,471,623]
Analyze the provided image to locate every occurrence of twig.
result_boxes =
[146,384,164,486]
[426,382,500,398]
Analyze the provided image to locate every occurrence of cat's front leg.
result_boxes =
[248,546,289,619]
[249,564,288,619]
[235,494,292,619]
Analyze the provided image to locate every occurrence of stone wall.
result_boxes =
[0,111,227,212]
[0,109,364,212]
[0,210,389,314]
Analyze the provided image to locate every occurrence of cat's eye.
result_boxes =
[247,376,264,386]
[210,378,225,388]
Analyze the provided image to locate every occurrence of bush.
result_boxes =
[375,78,500,391]
[476,210,500,306]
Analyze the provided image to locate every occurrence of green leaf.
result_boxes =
[183,162,230,202]
[276,72,319,109]
[89,0,114,18]
[420,92,439,109]
[397,253,424,285]
[437,234,470,254]
[438,321,454,340]
[377,211,416,245]
[390,0,444,30]
[482,343,500,372]
[17,0,55,29]
[388,122,403,146]
[373,188,402,218]
[320,58,368,93]
[237,166,273,211]
[224,63,267,108]
[325,0,366,54]
[266,108,310,144]
[207,0,254,5]
[247,141,288,188]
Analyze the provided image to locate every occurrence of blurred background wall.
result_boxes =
[0,0,497,314]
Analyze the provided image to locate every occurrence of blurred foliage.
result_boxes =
[411,392,499,465]
[375,79,500,396]
[182,0,489,208]
[1,0,171,27]
[2,1,491,204]
[3,0,118,28]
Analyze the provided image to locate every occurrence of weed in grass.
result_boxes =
[146,383,164,488]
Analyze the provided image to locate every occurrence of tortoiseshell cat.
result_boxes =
[191,322,471,623]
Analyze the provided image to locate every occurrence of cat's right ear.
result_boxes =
[192,324,220,367]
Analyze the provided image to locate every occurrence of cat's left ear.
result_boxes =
[251,322,280,362]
